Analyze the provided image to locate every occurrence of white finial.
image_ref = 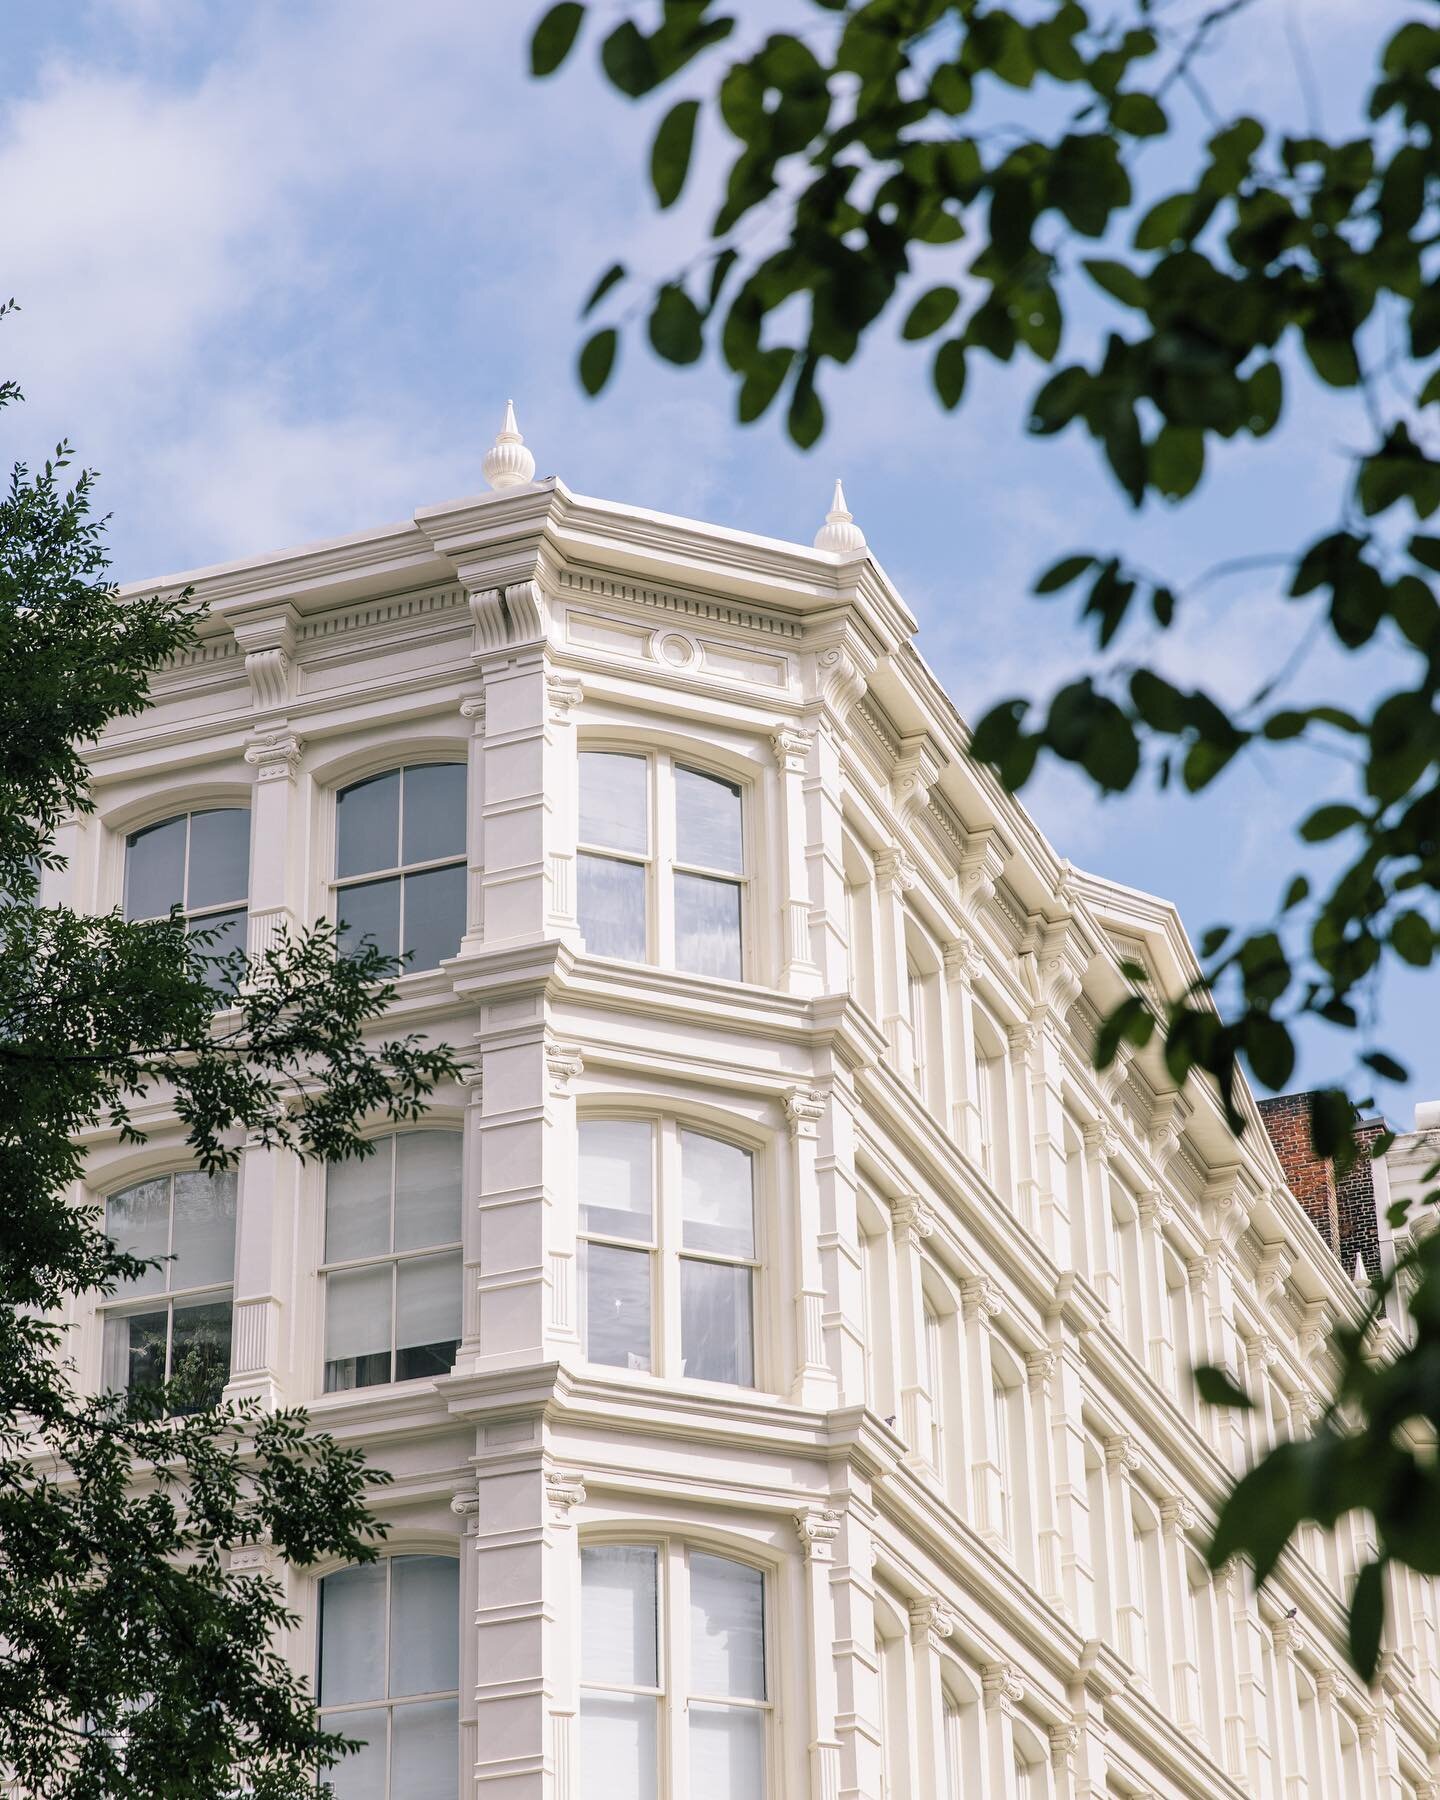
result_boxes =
[813,477,866,554]
[482,400,536,492]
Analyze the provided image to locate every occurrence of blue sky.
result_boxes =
[2,0,1431,1122]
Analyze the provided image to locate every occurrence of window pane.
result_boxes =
[393,1132,462,1251]
[401,863,465,971]
[680,1132,753,1257]
[187,908,247,992]
[581,1546,658,1687]
[578,854,647,961]
[579,1242,651,1371]
[681,1262,753,1387]
[674,874,741,981]
[325,1266,393,1390]
[689,1555,764,1700]
[391,1699,458,1800]
[169,1296,232,1411]
[319,1564,387,1704]
[124,814,187,921]
[580,1693,657,1800]
[336,771,400,878]
[395,1253,461,1378]
[171,1169,236,1289]
[579,1119,654,1241]
[675,768,742,873]
[326,1145,393,1263]
[579,752,648,855]
[186,808,250,911]
[401,763,465,867]
[106,1177,171,1297]
[321,1707,386,1800]
[390,1556,459,1697]
[103,1306,167,1395]
[337,877,401,963]
[689,1702,764,1800]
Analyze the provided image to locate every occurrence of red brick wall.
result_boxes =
[1337,1116,1387,1282]
[1258,1093,1340,1255]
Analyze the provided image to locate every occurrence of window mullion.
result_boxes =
[654,756,675,968]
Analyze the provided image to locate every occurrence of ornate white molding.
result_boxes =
[469,578,551,654]
[891,735,941,821]
[892,1195,935,1244]
[1161,1495,1198,1537]
[795,1507,841,1563]
[545,1041,584,1095]
[816,644,870,721]
[244,731,302,783]
[959,829,1007,915]
[1104,1432,1141,1474]
[962,1275,1003,1323]
[942,932,984,986]
[1083,1121,1121,1162]
[232,608,297,712]
[874,848,918,895]
[546,672,583,723]
[1048,1721,1080,1770]
[1026,1348,1058,1388]
[460,693,486,725]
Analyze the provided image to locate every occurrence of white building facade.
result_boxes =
[57,437,1440,1799]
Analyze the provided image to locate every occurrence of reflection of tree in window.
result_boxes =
[125,808,250,992]
[102,1170,236,1411]
[334,764,465,971]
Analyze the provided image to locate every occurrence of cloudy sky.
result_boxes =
[4,0,1430,1120]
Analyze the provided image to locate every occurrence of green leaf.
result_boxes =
[1194,1364,1255,1410]
[1034,554,1094,595]
[582,262,626,318]
[1408,533,1440,573]
[737,348,792,423]
[578,327,618,395]
[1110,91,1166,138]
[531,2,584,76]
[648,285,704,364]
[1349,1560,1386,1683]
[602,21,657,97]
[1149,424,1204,499]
[1363,1050,1410,1082]
[903,286,961,342]
[651,100,700,209]
[1083,258,1147,308]
[1282,875,1309,911]
[1135,191,1198,250]
[1299,803,1363,842]
[787,361,824,448]
[1391,910,1434,967]
[933,338,967,410]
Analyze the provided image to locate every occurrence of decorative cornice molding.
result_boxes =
[816,643,870,722]
[959,829,1007,916]
[232,607,297,711]
[469,578,551,655]
[891,734,942,822]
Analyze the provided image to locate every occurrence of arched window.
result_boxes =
[1165,1249,1193,1413]
[334,763,465,970]
[875,1592,913,1799]
[941,1677,981,1800]
[321,1131,463,1392]
[577,750,746,980]
[843,835,877,1015]
[102,1169,236,1411]
[923,1299,945,1475]
[317,1554,459,1799]
[125,807,250,980]
[859,1192,898,1420]
[1109,1180,1146,1363]
[577,1118,758,1388]
[579,1543,768,1800]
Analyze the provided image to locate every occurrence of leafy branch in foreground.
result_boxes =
[0,353,460,1794]
[531,0,1440,1675]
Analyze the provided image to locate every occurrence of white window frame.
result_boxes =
[576,747,751,981]
[577,1113,765,1391]
[330,760,467,971]
[578,1538,774,1798]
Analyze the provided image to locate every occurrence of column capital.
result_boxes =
[770,725,814,772]
[909,1594,957,1651]
[962,1275,1003,1323]
[942,931,985,985]
[544,1039,584,1095]
[1048,1719,1080,1771]
[1025,1347,1058,1388]
[1137,1188,1173,1229]
[1103,1432,1141,1474]
[795,1507,841,1563]
[893,1195,935,1244]
[1160,1495,1198,1537]
[546,671,583,724]
[874,847,918,895]
[244,729,303,782]
[982,1661,1025,1710]
[784,1085,827,1140]
[1083,1120,1121,1162]
[460,691,486,725]
[544,1467,586,1523]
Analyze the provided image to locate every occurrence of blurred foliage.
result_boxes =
[532,0,1440,1678]
[0,335,460,1795]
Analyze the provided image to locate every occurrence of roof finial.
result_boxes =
[813,477,866,554]
[483,399,537,492]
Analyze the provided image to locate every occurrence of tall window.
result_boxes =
[923,1302,945,1474]
[322,1132,462,1391]
[991,1376,1013,1545]
[334,763,465,970]
[577,750,745,980]
[580,1544,768,1800]
[102,1170,236,1410]
[318,1555,458,1800]
[125,807,250,982]
[578,1119,757,1387]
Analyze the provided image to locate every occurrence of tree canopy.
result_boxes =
[0,350,458,1795]
[532,0,1440,1677]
